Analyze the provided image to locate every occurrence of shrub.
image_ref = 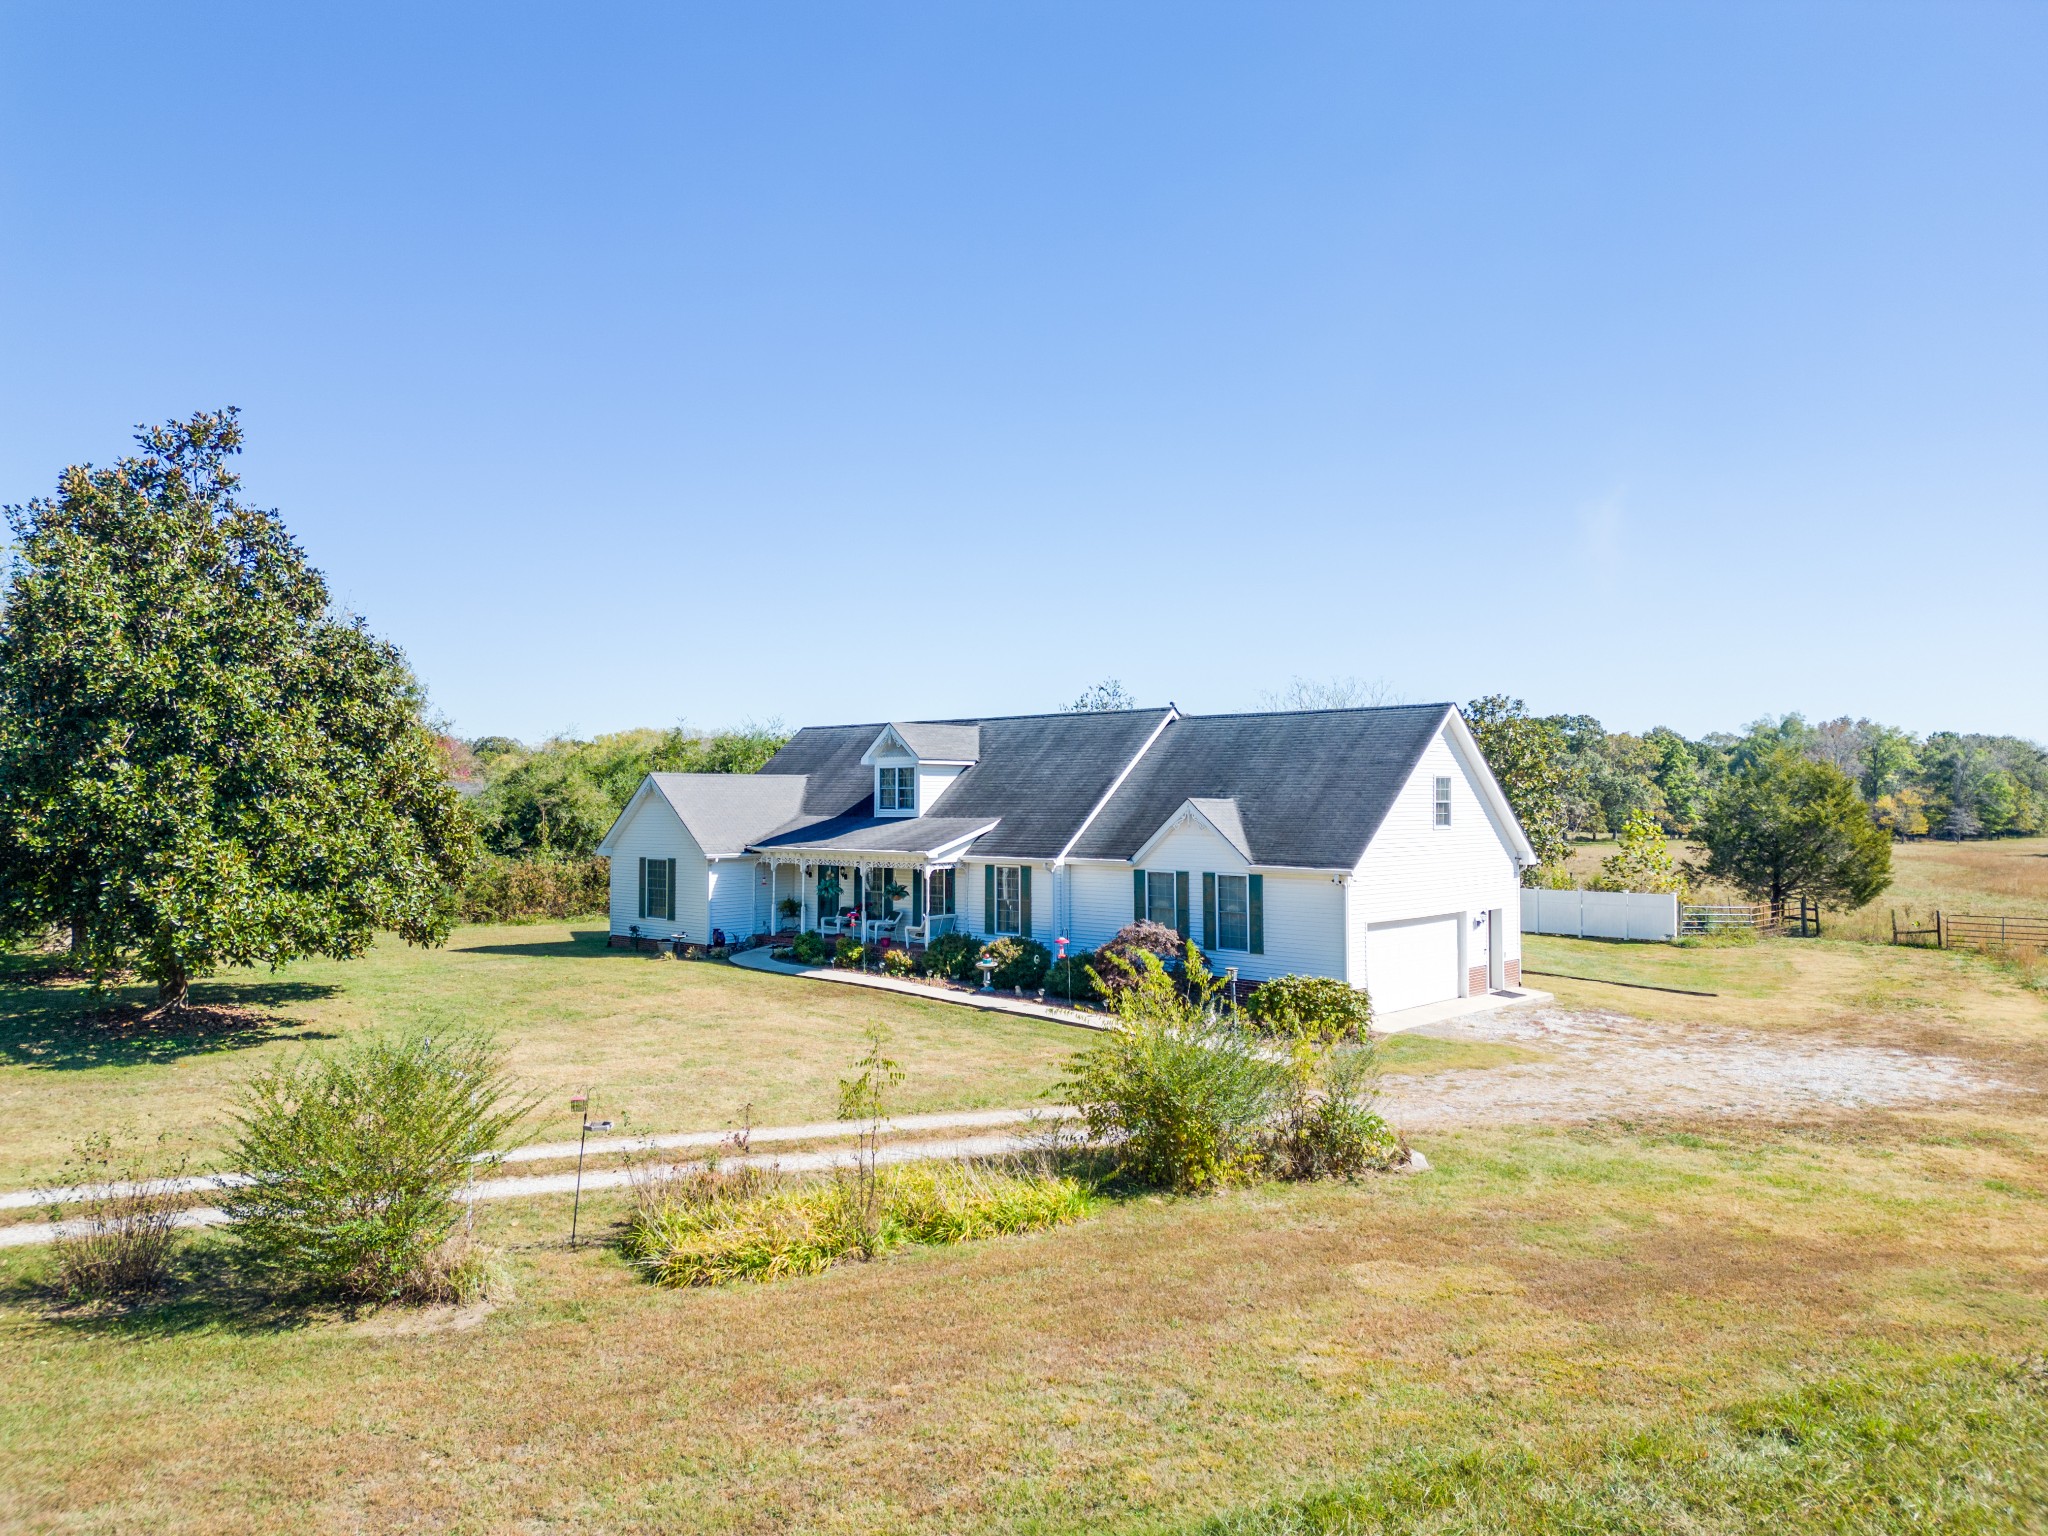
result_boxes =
[787,930,827,965]
[45,1132,186,1300]
[980,937,1051,990]
[459,854,609,923]
[919,931,982,981]
[220,1031,530,1301]
[1062,949,1398,1192]
[1045,949,1103,1003]
[1269,1044,1400,1180]
[622,1161,1094,1288]
[833,936,864,969]
[1245,974,1374,1044]
[879,946,916,977]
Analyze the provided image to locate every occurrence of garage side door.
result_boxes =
[1366,915,1460,1014]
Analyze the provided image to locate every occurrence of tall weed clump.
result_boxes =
[44,1132,187,1300]
[221,1031,530,1302]
[1062,949,1399,1193]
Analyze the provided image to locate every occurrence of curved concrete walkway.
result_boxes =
[729,946,1114,1030]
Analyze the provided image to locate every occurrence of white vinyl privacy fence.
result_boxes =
[1520,888,1679,942]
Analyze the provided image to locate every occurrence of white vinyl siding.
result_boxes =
[1349,724,1524,994]
[606,791,711,942]
[706,859,759,942]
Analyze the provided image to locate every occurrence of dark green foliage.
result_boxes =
[220,1031,529,1300]
[1702,749,1894,910]
[980,937,1051,990]
[1090,920,1187,996]
[787,930,828,965]
[1463,696,1573,871]
[459,854,609,922]
[833,936,864,968]
[1268,1045,1396,1181]
[1046,948,1103,1003]
[469,723,789,859]
[1245,974,1374,1044]
[917,931,982,981]
[0,411,473,1005]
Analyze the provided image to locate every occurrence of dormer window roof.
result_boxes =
[860,722,981,766]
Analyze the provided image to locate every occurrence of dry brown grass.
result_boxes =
[0,938,2043,1532]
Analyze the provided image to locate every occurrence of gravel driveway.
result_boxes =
[1380,1006,1997,1130]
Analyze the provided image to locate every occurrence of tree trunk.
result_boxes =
[68,916,87,955]
[156,967,189,1010]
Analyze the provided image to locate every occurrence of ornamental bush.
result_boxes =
[879,947,916,977]
[913,931,976,980]
[1045,948,1103,1003]
[1245,974,1374,1044]
[220,1031,530,1301]
[833,936,864,969]
[981,937,1051,990]
[788,930,827,965]
[1089,920,1189,997]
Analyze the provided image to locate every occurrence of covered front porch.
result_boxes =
[748,815,995,948]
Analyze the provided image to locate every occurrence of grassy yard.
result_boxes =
[0,924,1087,1191]
[0,934,2044,1533]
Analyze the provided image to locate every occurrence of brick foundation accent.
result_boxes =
[1468,964,1488,997]
[1505,959,1520,987]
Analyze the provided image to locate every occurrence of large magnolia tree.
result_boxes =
[0,410,473,1006]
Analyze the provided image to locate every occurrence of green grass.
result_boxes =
[0,929,2043,1532]
[0,923,1085,1190]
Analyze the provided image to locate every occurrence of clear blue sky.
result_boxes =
[3,3,2043,744]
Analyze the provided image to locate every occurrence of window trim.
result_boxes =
[1433,775,1452,829]
[1214,872,1250,952]
[992,865,1022,935]
[878,764,917,813]
[1145,870,1177,929]
[927,866,956,917]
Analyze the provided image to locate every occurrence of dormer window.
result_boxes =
[879,766,917,813]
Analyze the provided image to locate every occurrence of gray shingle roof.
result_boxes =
[1067,704,1455,869]
[732,702,1470,872]
[752,816,998,857]
[645,773,809,858]
[887,722,981,762]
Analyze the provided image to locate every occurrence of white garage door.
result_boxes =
[1367,915,1460,1014]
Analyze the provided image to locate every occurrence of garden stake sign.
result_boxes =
[567,1093,613,1247]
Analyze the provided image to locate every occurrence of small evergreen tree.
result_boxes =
[1700,749,1891,910]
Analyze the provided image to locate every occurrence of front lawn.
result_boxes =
[0,924,1086,1190]
[0,937,2042,1532]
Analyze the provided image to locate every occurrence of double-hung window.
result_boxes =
[926,867,956,917]
[1433,776,1452,828]
[1146,870,1177,929]
[1215,873,1250,951]
[992,866,1022,934]
[879,766,916,812]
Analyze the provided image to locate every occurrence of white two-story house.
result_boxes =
[595,703,1536,1013]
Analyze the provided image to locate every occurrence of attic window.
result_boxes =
[1433,776,1452,828]
[879,766,916,812]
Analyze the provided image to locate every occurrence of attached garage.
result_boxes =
[1366,914,1461,1014]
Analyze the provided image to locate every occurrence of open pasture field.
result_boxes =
[1562,833,2048,944]
[1,930,2045,1533]
[0,925,1085,1193]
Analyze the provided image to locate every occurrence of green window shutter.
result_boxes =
[1202,873,1217,948]
[637,857,647,919]
[912,870,924,924]
[1248,873,1264,955]
[1174,872,1190,940]
[1020,866,1032,938]
[1134,869,1146,922]
[985,864,996,934]
[666,858,677,921]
